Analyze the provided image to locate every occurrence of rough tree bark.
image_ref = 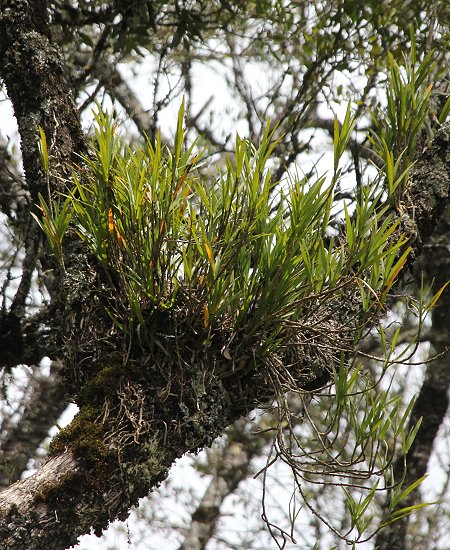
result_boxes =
[0,2,450,550]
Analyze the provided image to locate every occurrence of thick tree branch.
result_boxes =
[406,123,450,251]
[0,451,83,546]
[0,0,86,374]
[0,0,85,202]
[375,203,450,550]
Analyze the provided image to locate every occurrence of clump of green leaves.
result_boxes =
[34,101,409,354]
[34,100,435,545]
[38,102,405,354]
[368,28,437,197]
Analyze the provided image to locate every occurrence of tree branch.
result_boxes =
[0,368,67,488]
[0,0,85,203]
[375,203,450,550]
[179,419,262,550]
